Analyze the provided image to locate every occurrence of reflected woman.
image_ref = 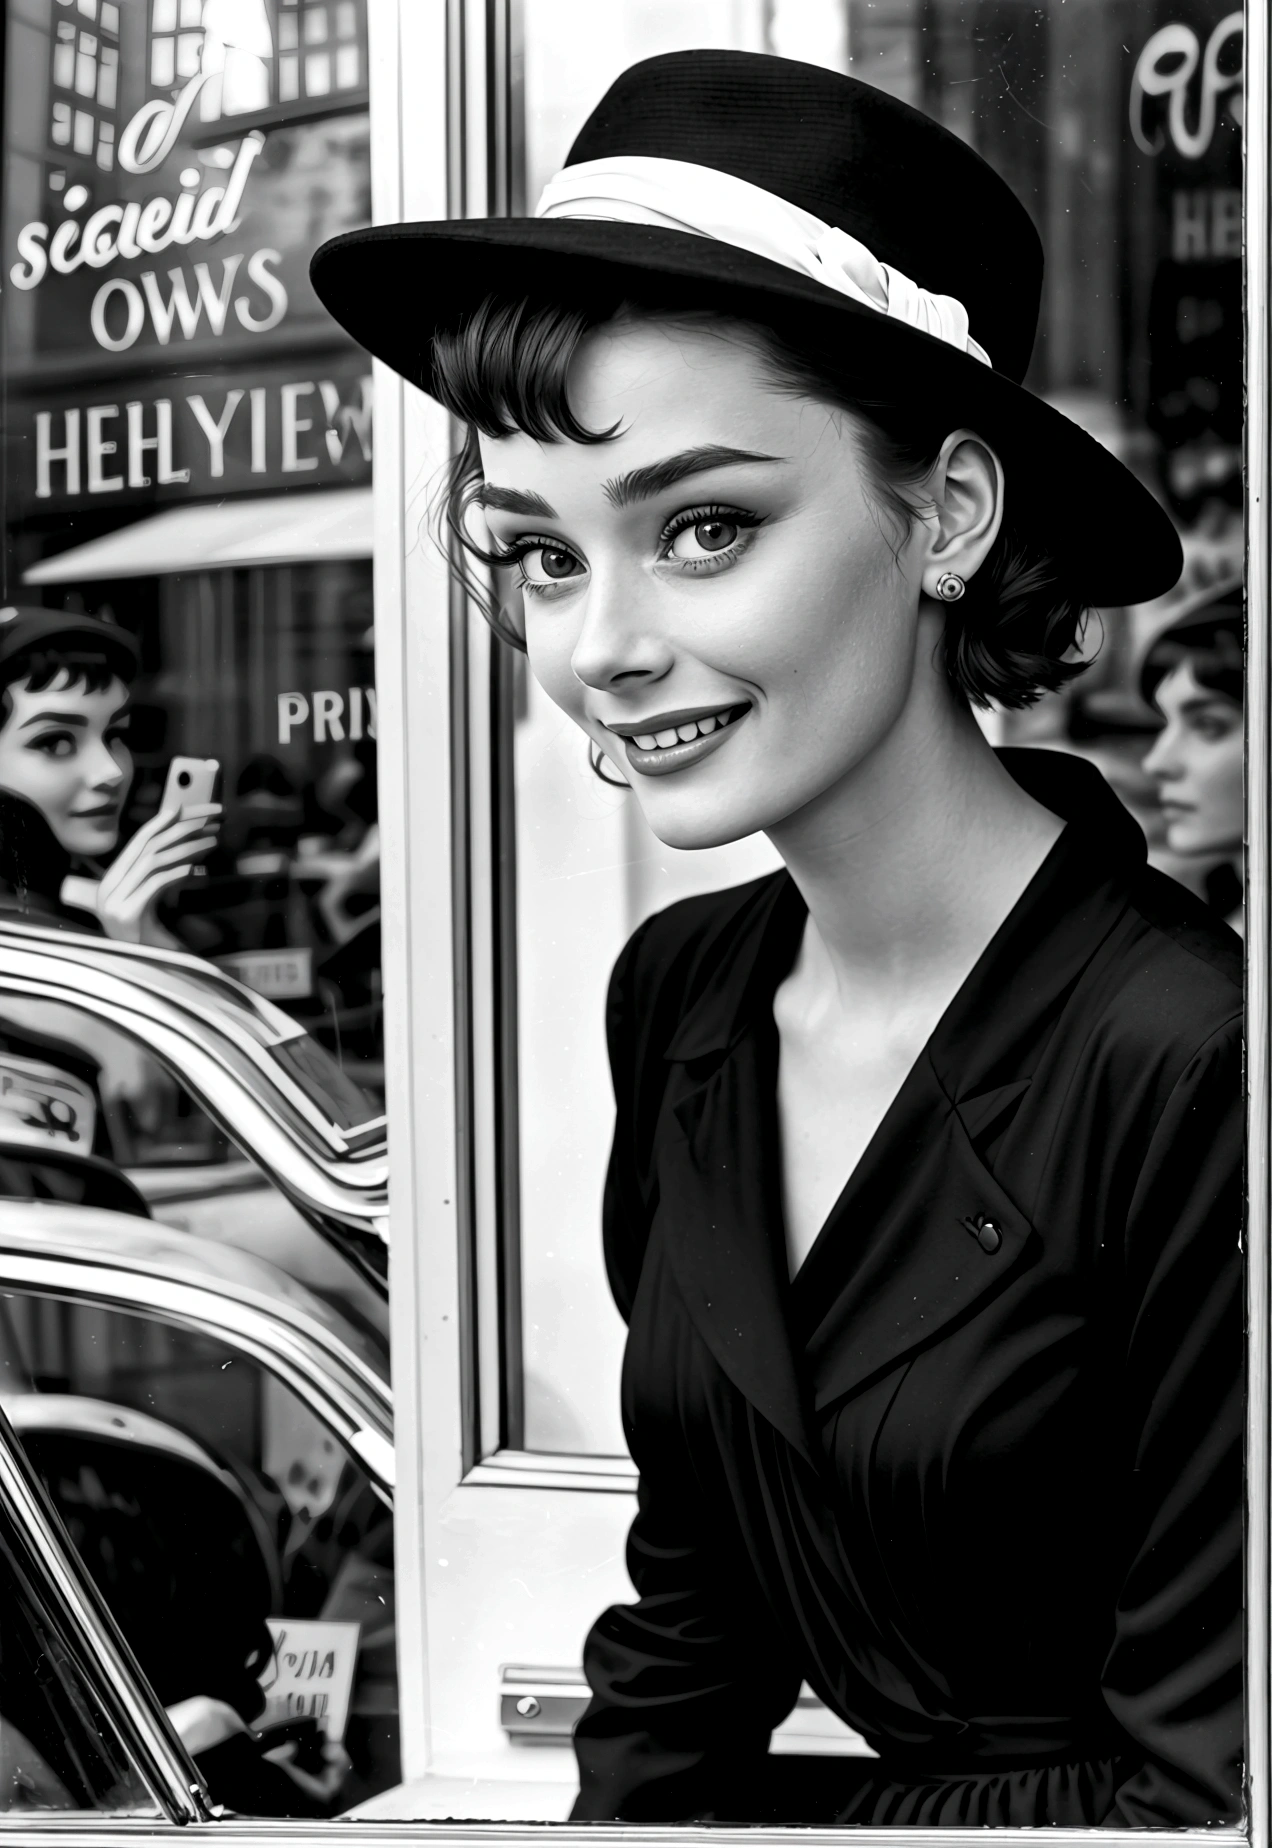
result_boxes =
[0,607,218,944]
[1141,582,1244,935]
[314,52,1242,1827]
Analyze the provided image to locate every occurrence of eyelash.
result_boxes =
[28,725,129,758]
[495,503,764,599]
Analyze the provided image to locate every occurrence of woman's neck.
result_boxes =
[766,664,1063,1004]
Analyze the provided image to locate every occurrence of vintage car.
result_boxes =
[0,917,389,1351]
[0,1199,396,1821]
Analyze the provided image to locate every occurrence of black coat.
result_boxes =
[572,748,1242,1829]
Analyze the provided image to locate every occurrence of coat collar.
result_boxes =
[653,749,1145,1450]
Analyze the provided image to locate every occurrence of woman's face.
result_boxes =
[1142,659,1243,857]
[0,670,133,855]
[476,318,950,852]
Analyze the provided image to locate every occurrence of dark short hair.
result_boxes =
[1141,606,1243,712]
[0,645,133,729]
[432,289,1092,711]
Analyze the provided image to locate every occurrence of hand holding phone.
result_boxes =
[93,757,222,946]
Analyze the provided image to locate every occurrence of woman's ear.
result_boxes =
[918,430,1005,601]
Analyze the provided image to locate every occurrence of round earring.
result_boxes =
[935,572,966,603]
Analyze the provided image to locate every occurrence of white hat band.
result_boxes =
[535,154,992,369]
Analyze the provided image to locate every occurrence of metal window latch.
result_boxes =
[499,1665,590,1742]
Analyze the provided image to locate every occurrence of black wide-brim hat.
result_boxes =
[311,49,1182,608]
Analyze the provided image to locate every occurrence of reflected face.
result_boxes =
[476,318,933,851]
[1142,660,1243,857]
[0,671,133,855]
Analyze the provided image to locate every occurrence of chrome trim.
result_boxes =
[0,1402,212,1824]
[0,941,388,1288]
[0,1205,393,1485]
[0,923,388,1166]
[1246,0,1270,1840]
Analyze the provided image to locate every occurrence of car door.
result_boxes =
[0,1205,397,1816]
[0,1394,208,1823]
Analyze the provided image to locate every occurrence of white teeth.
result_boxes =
[627,709,744,750]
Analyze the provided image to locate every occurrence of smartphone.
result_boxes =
[162,755,219,812]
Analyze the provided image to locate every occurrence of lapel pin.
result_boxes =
[960,1214,1003,1255]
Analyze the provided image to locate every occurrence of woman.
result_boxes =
[312,52,1242,1827]
[1141,582,1243,933]
[0,605,218,943]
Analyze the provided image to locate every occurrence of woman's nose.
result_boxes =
[1142,726,1180,781]
[85,739,127,788]
[569,573,673,692]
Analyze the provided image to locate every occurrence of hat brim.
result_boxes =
[311,217,1182,607]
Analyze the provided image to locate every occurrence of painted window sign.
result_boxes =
[23,357,372,507]
[5,5,371,369]
[1129,7,1243,518]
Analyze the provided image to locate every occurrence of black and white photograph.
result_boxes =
[0,1,1261,1842]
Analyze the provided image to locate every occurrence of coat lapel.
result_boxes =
[794,1054,1038,1413]
[656,1028,816,1467]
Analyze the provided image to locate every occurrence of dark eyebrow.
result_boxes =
[19,710,89,730]
[477,445,786,522]
[602,445,785,509]
[476,484,558,517]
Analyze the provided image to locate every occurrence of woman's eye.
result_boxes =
[519,544,584,586]
[1189,712,1239,743]
[667,518,740,560]
[31,732,75,759]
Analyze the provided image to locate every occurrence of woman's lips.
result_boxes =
[616,705,750,778]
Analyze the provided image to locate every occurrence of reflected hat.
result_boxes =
[310,48,1182,607]
[0,606,138,681]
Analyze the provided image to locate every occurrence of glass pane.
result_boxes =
[305,50,331,95]
[149,34,174,86]
[508,0,1246,1467]
[1,1295,398,1813]
[0,2,382,1105]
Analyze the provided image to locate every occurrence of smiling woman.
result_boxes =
[0,607,219,943]
[312,45,1243,1831]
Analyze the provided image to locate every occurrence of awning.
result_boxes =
[23,486,372,583]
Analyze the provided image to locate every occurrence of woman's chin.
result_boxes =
[59,821,120,858]
[634,789,777,854]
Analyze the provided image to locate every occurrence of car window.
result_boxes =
[0,1455,159,1815]
[0,996,232,1170]
[0,1293,398,1814]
